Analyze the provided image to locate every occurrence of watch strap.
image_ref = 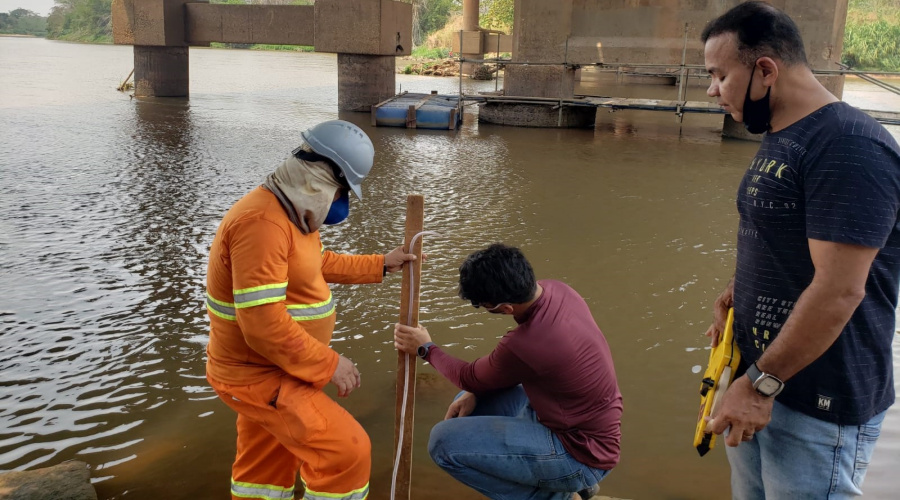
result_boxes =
[746,362,763,384]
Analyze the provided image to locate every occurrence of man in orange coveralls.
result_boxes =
[205,120,415,500]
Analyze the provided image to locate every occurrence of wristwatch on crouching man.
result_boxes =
[417,342,436,360]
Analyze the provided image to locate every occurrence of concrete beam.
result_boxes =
[452,32,512,54]
[478,102,596,128]
[482,32,513,53]
[315,0,412,56]
[185,4,314,46]
[451,30,483,54]
[112,0,200,46]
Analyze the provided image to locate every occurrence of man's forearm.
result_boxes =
[755,279,864,381]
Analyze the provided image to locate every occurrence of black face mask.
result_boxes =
[742,67,771,134]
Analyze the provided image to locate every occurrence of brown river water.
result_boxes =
[1,37,898,499]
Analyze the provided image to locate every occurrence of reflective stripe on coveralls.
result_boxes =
[231,478,294,500]
[206,292,335,322]
[207,293,237,321]
[234,283,289,308]
[286,293,335,320]
[302,479,369,500]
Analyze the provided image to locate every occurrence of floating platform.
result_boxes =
[370,92,900,129]
[371,92,461,129]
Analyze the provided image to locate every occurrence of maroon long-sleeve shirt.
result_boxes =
[425,280,623,469]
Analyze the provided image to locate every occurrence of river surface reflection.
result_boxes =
[1,37,898,499]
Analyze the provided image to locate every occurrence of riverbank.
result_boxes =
[397,56,459,77]
[395,56,504,79]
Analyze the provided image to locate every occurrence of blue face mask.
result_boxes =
[323,191,350,225]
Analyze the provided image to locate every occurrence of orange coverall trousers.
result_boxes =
[210,374,371,500]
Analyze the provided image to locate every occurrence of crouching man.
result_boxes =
[394,244,622,500]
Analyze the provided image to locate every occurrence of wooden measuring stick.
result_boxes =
[393,194,424,500]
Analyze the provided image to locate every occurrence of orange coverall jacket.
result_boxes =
[205,186,384,388]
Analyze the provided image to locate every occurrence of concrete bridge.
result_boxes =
[113,0,851,135]
[112,0,414,111]
[483,0,850,136]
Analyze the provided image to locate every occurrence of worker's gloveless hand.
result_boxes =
[705,375,772,446]
[705,277,734,348]
[384,246,417,273]
[330,354,361,398]
[444,391,477,420]
[393,323,432,354]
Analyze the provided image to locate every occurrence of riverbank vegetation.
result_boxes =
[0,9,47,36]
[843,0,900,72]
[46,0,112,43]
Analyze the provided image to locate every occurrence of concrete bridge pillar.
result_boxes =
[480,0,591,127]
[504,0,576,99]
[315,0,412,111]
[113,0,194,97]
[461,0,483,75]
[337,54,396,112]
[113,0,413,110]
[134,46,189,97]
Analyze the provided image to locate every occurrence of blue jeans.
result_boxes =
[726,400,886,499]
[428,386,610,500]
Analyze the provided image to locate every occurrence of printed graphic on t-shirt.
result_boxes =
[741,155,799,211]
[749,296,795,352]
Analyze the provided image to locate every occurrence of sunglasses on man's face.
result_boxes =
[473,303,509,312]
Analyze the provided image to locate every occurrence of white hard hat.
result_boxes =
[300,120,374,199]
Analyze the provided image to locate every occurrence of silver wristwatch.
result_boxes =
[746,362,785,397]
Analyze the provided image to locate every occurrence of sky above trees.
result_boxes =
[0,1,55,16]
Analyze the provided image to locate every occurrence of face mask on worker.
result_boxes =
[323,191,350,225]
[742,64,772,134]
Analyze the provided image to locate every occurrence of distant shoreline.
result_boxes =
[0,34,39,38]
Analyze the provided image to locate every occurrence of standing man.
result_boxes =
[701,2,900,498]
[394,244,622,500]
[205,120,415,500]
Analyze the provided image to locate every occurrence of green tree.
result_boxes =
[0,8,48,36]
[481,0,512,32]
[412,0,460,46]
[46,0,112,42]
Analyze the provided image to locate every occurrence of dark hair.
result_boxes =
[458,244,537,306]
[701,1,807,68]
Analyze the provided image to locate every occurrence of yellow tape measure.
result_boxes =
[693,308,741,456]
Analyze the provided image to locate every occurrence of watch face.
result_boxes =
[757,376,783,396]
